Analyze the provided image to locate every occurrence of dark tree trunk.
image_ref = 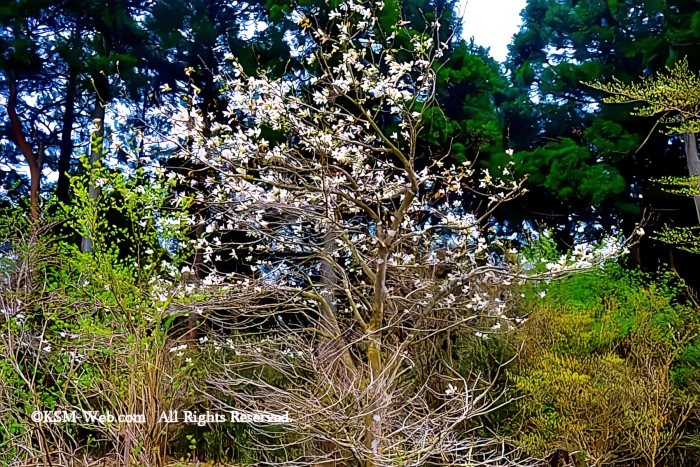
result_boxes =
[684,132,700,224]
[7,74,42,222]
[57,71,77,203]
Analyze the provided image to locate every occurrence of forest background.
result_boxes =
[1,0,700,466]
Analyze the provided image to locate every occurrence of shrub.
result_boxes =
[505,264,699,466]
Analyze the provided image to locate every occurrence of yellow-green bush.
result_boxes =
[505,265,700,466]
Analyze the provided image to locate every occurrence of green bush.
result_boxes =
[503,264,700,466]
[0,159,218,466]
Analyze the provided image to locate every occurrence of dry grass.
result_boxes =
[15,458,247,467]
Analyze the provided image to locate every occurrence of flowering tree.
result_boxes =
[157,2,631,465]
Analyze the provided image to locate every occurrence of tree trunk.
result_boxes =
[57,71,77,204]
[7,74,41,222]
[630,243,641,268]
[81,101,106,252]
[668,244,676,271]
[317,229,345,467]
[187,221,207,342]
[684,132,700,224]
[320,229,339,314]
[363,240,389,467]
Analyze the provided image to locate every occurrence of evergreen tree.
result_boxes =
[1,0,66,220]
[503,0,700,271]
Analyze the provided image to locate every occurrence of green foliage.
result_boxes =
[654,226,700,254]
[583,119,641,163]
[504,0,700,243]
[429,40,509,162]
[0,160,220,464]
[504,264,699,465]
[4,0,700,464]
[515,138,627,203]
[656,175,700,198]
[590,59,700,254]
[588,58,700,134]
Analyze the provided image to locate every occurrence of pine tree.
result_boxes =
[504,0,700,267]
